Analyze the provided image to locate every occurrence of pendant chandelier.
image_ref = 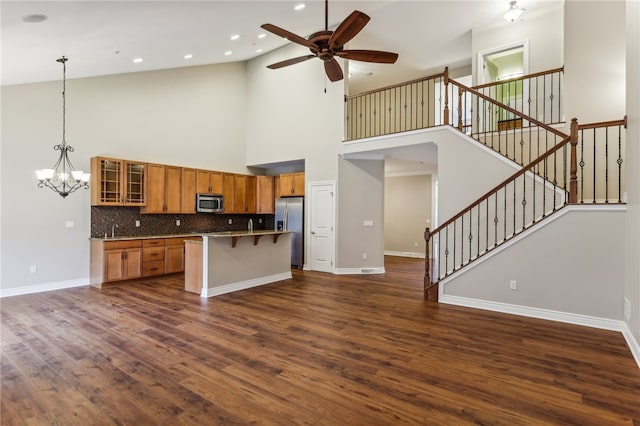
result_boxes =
[36,56,90,198]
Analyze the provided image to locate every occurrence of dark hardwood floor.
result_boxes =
[2,256,639,425]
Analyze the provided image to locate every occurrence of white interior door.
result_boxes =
[309,181,335,273]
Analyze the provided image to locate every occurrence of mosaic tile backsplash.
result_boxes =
[91,207,275,238]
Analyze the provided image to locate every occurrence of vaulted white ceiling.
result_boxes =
[1,0,554,92]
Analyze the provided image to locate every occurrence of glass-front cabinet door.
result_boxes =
[91,157,146,206]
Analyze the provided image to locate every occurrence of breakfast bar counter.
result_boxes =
[185,230,293,297]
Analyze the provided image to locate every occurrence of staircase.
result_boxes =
[345,67,627,302]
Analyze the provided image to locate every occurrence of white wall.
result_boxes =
[444,208,626,320]
[1,63,248,291]
[336,157,385,270]
[384,174,431,255]
[564,1,626,123]
[245,43,344,183]
[435,128,522,221]
[625,0,640,344]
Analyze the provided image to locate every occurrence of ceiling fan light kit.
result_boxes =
[261,0,398,82]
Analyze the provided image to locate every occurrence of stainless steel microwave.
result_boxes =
[196,193,224,213]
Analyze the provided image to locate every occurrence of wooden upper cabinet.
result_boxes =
[196,170,224,194]
[181,168,197,214]
[279,172,305,196]
[141,164,182,214]
[222,173,236,213]
[245,176,257,214]
[274,175,281,199]
[91,157,146,206]
[256,176,274,214]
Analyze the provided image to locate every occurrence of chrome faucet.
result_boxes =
[248,219,253,233]
[111,224,119,238]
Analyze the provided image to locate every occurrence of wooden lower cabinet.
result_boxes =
[165,238,187,274]
[91,240,143,287]
[91,236,199,288]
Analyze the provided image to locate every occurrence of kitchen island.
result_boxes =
[185,230,293,297]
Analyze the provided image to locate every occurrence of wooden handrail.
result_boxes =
[449,79,569,139]
[578,117,627,130]
[472,66,564,90]
[345,71,446,100]
[431,131,573,235]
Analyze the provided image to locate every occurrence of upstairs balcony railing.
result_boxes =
[345,67,565,144]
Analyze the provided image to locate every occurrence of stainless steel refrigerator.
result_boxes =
[275,197,304,268]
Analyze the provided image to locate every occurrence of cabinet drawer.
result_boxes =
[103,240,142,250]
[143,239,165,247]
[164,237,186,246]
[143,247,165,262]
[142,260,165,276]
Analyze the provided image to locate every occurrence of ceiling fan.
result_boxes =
[260,0,398,82]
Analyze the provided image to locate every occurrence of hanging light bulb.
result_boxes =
[504,1,525,22]
[36,56,90,198]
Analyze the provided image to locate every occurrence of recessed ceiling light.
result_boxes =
[21,14,48,23]
[257,33,266,39]
[184,54,193,59]
[256,49,263,53]
[133,58,143,63]
[230,34,240,41]
[224,51,232,56]
[294,4,306,11]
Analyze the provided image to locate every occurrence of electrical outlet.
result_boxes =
[176,219,180,226]
[363,220,373,227]
[228,219,233,225]
[135,220,140,227]
[624,297,631,322]
[30,265,37,274]
[362,253,367,260]
[259,218,263,224]
[510,280,517,290]
[65,220,74,228]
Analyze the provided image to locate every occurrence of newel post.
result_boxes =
[443,67,449,126]
[424,227,432,299]
[569,118,579,204]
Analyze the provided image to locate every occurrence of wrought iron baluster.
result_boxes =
[453,221,457,271]
[605,127,609,203]
[444,227,449,276]
[592,128,597,203]
[503,186,507,242]
[469,208,473,261]
[494,193,498,247]
[618,124,623,203]
[579,129,585,203]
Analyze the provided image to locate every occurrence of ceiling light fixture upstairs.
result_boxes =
[504,1,525,22]
[230,34,240,41]
[257,33,266,39]
[36,57,90,198]
[224,51,232,56]
[294,4,306,11]
[133,57,143,63]
[184,54,193,59]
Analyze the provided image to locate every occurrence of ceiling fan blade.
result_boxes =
[261,24,318,50]
[266,55,316,70]
[324,58,344,82]
[328,11,370,50]
[336,49,399,64]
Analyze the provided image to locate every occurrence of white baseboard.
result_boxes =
[0,278,89,298]
[384,251,425,259]
[203,272,292,297]
[334,267,385,275]
[441,294,640,370]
